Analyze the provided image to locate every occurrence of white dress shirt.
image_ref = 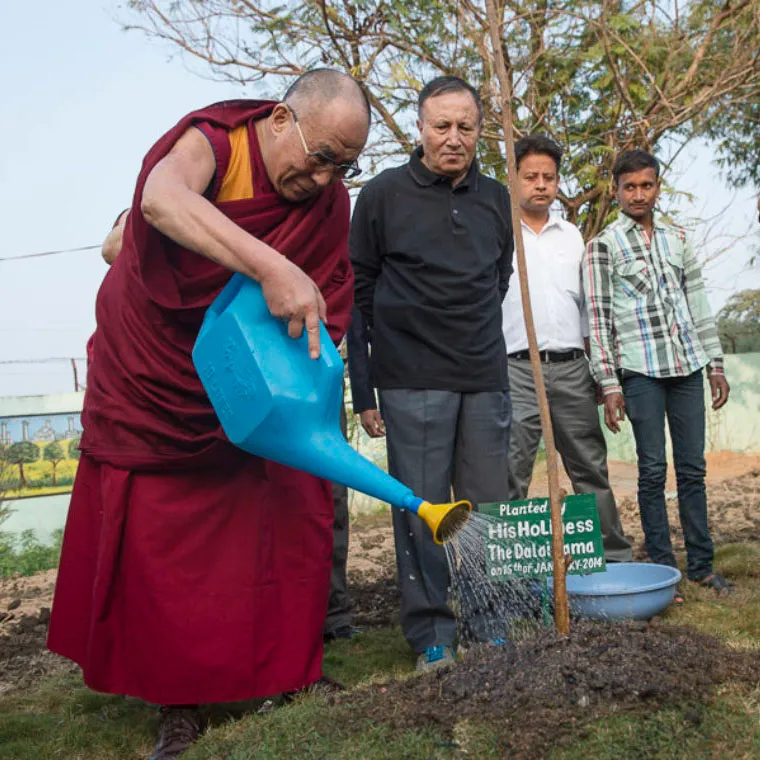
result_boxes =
[502,216,588,354]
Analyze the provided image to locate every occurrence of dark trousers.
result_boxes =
[622,370,714,580]
[379,389,511,653]
[324,402,352,635]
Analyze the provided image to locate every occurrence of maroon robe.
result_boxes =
[47,101,353,704]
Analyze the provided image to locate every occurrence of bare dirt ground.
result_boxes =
[1,454,759,697]
[0,569,77,697]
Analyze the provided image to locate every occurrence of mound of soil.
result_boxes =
[337,620,760,757]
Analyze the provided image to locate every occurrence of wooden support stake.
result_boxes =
[484,0,570,634]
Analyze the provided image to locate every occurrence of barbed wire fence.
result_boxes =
[0,359,88,392]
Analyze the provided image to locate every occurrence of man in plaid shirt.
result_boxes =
[583,149,732,598]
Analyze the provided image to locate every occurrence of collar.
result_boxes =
[619,209,666,234]
[520,216,562,235]
[408,146,479,190]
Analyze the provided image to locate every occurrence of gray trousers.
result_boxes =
[379,389,511,653]
[324,401,352,635]
[508,357,632,562]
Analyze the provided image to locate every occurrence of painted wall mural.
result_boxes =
[0,413,82,499]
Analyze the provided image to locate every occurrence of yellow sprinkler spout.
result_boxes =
[416,500,473,544]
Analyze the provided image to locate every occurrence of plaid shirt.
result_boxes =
[583,213,724,396]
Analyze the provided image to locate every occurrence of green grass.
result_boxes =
[665,543,760,649]
[186,701,463,760]
[322,625,416,685]
[0,628,423,760]
[1,543,759,759]
[550,687,760,760]
[0,677,156,760]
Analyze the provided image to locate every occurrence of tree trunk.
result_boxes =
[18,461,26,489]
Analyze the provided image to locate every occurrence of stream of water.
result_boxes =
[444,512,552,644]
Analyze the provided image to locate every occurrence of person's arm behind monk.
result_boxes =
[102,209,130,266]
[345,308,384,437]
[141,127,326,358]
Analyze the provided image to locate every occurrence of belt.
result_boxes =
[508,349,585,363]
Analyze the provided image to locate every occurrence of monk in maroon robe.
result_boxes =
[47,69,370,760]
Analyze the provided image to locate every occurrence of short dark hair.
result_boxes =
[418,76,483,123]
[514,134,563,172]
[612,149,660,183]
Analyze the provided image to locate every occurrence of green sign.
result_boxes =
[479,494,606,580]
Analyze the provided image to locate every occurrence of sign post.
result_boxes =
[480,494,606,586]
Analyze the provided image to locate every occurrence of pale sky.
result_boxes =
[1,1,758,397]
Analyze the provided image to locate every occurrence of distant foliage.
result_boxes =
[127,0,760,239]
[0,529,63,578]
[717,289,760,354]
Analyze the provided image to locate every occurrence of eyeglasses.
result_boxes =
[287,105,362,180]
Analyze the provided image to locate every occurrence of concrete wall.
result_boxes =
[1,494,70,544]
[603,353,760,463]
[0,392,85,420]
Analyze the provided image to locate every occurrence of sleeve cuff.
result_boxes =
[599,376,622,396]
[707,361,725,376]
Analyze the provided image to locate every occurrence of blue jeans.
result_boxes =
[622,370,713,580]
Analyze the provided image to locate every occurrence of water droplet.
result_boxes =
[409,574,416,581]
[405,550,410,556]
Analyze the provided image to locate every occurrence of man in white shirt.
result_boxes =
[502,134,632,562]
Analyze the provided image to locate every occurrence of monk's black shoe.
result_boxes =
[149,706,205,759]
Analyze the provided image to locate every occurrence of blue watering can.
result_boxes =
[192,274,471,544]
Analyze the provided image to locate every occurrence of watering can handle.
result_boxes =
[204,273,247,328]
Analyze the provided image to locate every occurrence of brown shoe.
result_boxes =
[148,706,205,759]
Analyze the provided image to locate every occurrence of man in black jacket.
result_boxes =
[351,76,514,670]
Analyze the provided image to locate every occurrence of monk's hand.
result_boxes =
[260,259,327,359]
[603,392,626,434]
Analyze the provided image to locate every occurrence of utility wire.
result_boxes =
[0,244,100,263]
[0,358,87,365]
